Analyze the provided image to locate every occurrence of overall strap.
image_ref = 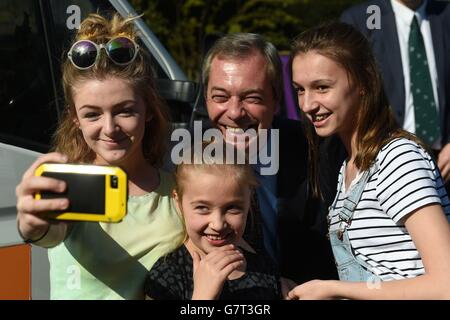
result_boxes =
[339,164,378,224]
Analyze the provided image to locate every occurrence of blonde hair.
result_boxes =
[53,13,169,166]
[173,142,259,245]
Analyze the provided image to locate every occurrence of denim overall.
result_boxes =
[328,166,380,282]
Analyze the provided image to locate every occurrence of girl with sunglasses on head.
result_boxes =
[15,13,184,299]
[287,22,450,300]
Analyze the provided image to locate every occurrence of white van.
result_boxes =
[0,0,198,299]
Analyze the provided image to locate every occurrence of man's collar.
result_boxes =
[391,0,428,25]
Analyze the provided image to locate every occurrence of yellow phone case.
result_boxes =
[34,163,127,223]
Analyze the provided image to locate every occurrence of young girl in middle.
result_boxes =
[145,143,283,300]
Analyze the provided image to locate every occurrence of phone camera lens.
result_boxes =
[110,175,118,188]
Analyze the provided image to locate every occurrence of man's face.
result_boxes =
[205,53,276,151]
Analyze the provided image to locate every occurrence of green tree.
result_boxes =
[130,0,361,80]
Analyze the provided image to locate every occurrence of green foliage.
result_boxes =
[130,0,362,80]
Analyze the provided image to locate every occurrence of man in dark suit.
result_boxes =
[200,33,344,283]
[341,0,450,182]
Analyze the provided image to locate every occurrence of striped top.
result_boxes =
[329,138,450,280]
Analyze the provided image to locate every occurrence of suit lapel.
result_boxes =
[376,0,405,119]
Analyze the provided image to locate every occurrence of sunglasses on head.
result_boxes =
[67,36,140,70]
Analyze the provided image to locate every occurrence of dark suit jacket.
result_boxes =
[273,116,345,283]
[341,0,450,145]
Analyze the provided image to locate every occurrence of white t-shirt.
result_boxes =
[329,138,450,280]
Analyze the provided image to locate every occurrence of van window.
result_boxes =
[48,0,192,125]
[49,0,116,61]
[0,0,191,153]
[0,0,58,151]
[49,0,170,80]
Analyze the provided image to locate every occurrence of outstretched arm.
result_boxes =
[16,152,69,248]
[288,204,450,300]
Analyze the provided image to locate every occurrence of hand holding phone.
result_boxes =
[16,152,70,242]
[34,163,127,223]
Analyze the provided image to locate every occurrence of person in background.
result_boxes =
[341,0,450,185]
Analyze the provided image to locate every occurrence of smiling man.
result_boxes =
[200,33,344,284]
[205,46,275,151]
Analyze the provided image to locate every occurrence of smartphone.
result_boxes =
[34,163,127,223]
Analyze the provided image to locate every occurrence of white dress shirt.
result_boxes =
[391,0,440,148]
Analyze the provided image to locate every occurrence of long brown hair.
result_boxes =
[290,21,424,198]
[53,13,169,166]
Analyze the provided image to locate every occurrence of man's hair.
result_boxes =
[54,13,169,166]
[202,33,283,103]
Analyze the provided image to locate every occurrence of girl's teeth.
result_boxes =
[315,114,328,121]
[206,235,224,240]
